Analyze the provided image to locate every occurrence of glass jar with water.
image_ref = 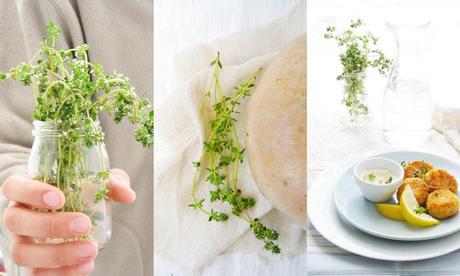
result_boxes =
[28,120,112,249]
[383,20,431,145]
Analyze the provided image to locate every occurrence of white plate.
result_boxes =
[334,151,460,241]
[308,150,460,261]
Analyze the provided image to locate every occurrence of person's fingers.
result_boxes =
[9,237,98,268]
[3,203,91,238]
[1,175,65,209]
[28,261,95,276]
[107,168,136,203]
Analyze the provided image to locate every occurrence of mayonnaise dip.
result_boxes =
[360,169,394,184]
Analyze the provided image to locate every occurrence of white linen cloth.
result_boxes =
[432,105,460,151]
[154,1,306,273]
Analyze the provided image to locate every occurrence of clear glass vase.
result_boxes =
[28,120,112,249]
[383,20,432,146]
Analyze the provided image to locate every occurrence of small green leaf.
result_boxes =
[97,171,110,180]
[94,185,109,204]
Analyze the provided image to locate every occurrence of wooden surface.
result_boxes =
[154,0,305,275]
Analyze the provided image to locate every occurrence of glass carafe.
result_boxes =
[28,120,112,249]
[383,20,431,146]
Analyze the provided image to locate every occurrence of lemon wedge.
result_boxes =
[375,204,405,221]
[400,186,439,227]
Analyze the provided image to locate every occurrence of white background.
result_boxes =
[309,0,460,121]
[155,0,299,102]
[154,1,305,275]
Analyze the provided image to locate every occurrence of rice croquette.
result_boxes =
[425,169,458,193]
[426,190,459,219]
[397,177,428,205]
[404,160,433,179]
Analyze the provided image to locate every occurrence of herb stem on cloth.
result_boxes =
[188,52,281,254]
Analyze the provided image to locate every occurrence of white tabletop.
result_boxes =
[308,0,460,274]
[154,0,305,275]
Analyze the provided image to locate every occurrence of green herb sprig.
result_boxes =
[325,19,391,120]
[188,53,280,254]
[1,22,153,148]
[0,22,153,230]
[414,206,427,215]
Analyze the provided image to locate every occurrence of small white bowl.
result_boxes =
[354,157,404,202]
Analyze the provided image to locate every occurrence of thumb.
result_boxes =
[107,169,136,204]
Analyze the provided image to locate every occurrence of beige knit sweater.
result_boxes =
[0,1,153,275]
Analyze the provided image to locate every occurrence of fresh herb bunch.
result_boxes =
[188,53,280,254]
[324,19,391,120]
[0,22,153,147]
[0,22,153,240]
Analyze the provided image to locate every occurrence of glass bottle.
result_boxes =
[28,120,112,249]
[383,20,431,146]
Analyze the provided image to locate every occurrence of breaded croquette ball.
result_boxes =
[397,178,429,205]
[404,160,433,179]
[426,190,459,219]
[425,169,458,193]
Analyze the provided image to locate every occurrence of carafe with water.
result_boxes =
[383,20,431,146]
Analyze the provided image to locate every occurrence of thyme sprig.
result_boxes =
[325,19,391,120]
[188,53,280,254]
[0,22,154,148]
[0,22,153,230]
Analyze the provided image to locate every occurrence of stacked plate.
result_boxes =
[308,150,460,261]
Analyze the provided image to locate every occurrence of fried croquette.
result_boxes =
[397,177,429,205]
[404,160,433,179]
[425,169,458,193]
[426,190,459,219]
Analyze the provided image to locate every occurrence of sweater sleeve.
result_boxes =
[0,1,84,273]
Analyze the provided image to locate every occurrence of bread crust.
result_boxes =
[245,35,307,226]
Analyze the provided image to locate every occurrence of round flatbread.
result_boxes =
[245,36,306,226]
